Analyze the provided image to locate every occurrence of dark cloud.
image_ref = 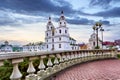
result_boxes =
[89,0,112,9]
[101,20,110,25]
[93,7,120,17]
[67,18,94,25]
[0,0,75,15]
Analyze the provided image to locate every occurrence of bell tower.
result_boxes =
[45,17,55,51]
[59,11,66,27]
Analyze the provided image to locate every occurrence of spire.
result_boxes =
[48,16,51,24]
[60,11,65,20]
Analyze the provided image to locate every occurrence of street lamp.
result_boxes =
[92,22,102,49]
[100,27,104,49]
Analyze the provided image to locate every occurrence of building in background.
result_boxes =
[88,33,102,49]
[22,42,46,52]
[0,41,13,52]
[102,41,116,49]
[45,11,80,51]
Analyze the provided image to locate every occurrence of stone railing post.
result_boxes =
[78,51,81,63]
[46,55,54,75]
[59,53,65,70]
[37,56,46,79]
[26,57,37,80]
[10,58,23,80]
[70,52,75,65]
[53,54,60,72]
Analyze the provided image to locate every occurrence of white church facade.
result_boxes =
[45,11,79,51]
[22,11,80,52]
[88,33,102,49]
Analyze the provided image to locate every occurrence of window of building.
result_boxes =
[59,44,61,48]
[72,47,74,50]
[52,32,54,36]
[60,22,61,24]
[47,45,48,48]
[47,39,48,42]
[47,33,48,36]
[59,37,61,41]
[52,44,54,50]
[52,44,54,48]
[65,30,67,33]
[52,39,54,42]
[93,42,95,46]
[59,29,61,33]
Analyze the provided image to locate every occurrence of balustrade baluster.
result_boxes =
[26,57,37,80]
[10,58,23,80]
[46,55,54,75]
[53,54,60,72]
[37,56,46,79]
[59,53,65,70]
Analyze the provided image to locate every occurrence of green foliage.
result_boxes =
[0,60,12,80]
[117,54,120,58]
[0,57,56,80]
[95,46,100,49]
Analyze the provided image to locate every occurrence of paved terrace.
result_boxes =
[0,49,118,80]
[55,59,120,80]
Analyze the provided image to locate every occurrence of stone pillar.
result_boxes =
[26,57,37,80]
[10,58,23,80]
[37,56,46,79]
[46,55,54,75]
[59,53,64,70]
[53,54,59,72]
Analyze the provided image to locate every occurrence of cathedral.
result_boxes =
[45,11,79,51]
[22,11,80,52]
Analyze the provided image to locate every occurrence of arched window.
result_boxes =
[59,37,61,41]
[59,44,61,48]
[65,30,67,33]
[93,42,95,46]
[47,33,48,36]
[59,29,61,33]
[52,38,54,42]
[47,45,48,48]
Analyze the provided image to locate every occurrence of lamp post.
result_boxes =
[100,27,104,49]
[93,22,102,49]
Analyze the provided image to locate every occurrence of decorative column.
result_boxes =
[66,52,71,66]
[75,52,79,63]
[78,51,82,63]
[26,57,37,80]
[37,56,46,79]
[69,52,73,65]
[53,54,59,72]
[62,53,68,68]
[10,58,23,80]
[46,55,54,75]
[59,53,65,70]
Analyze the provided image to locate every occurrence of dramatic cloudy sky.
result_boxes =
[0,0,120,45]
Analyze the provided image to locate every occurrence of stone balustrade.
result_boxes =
[0,49,118,80]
